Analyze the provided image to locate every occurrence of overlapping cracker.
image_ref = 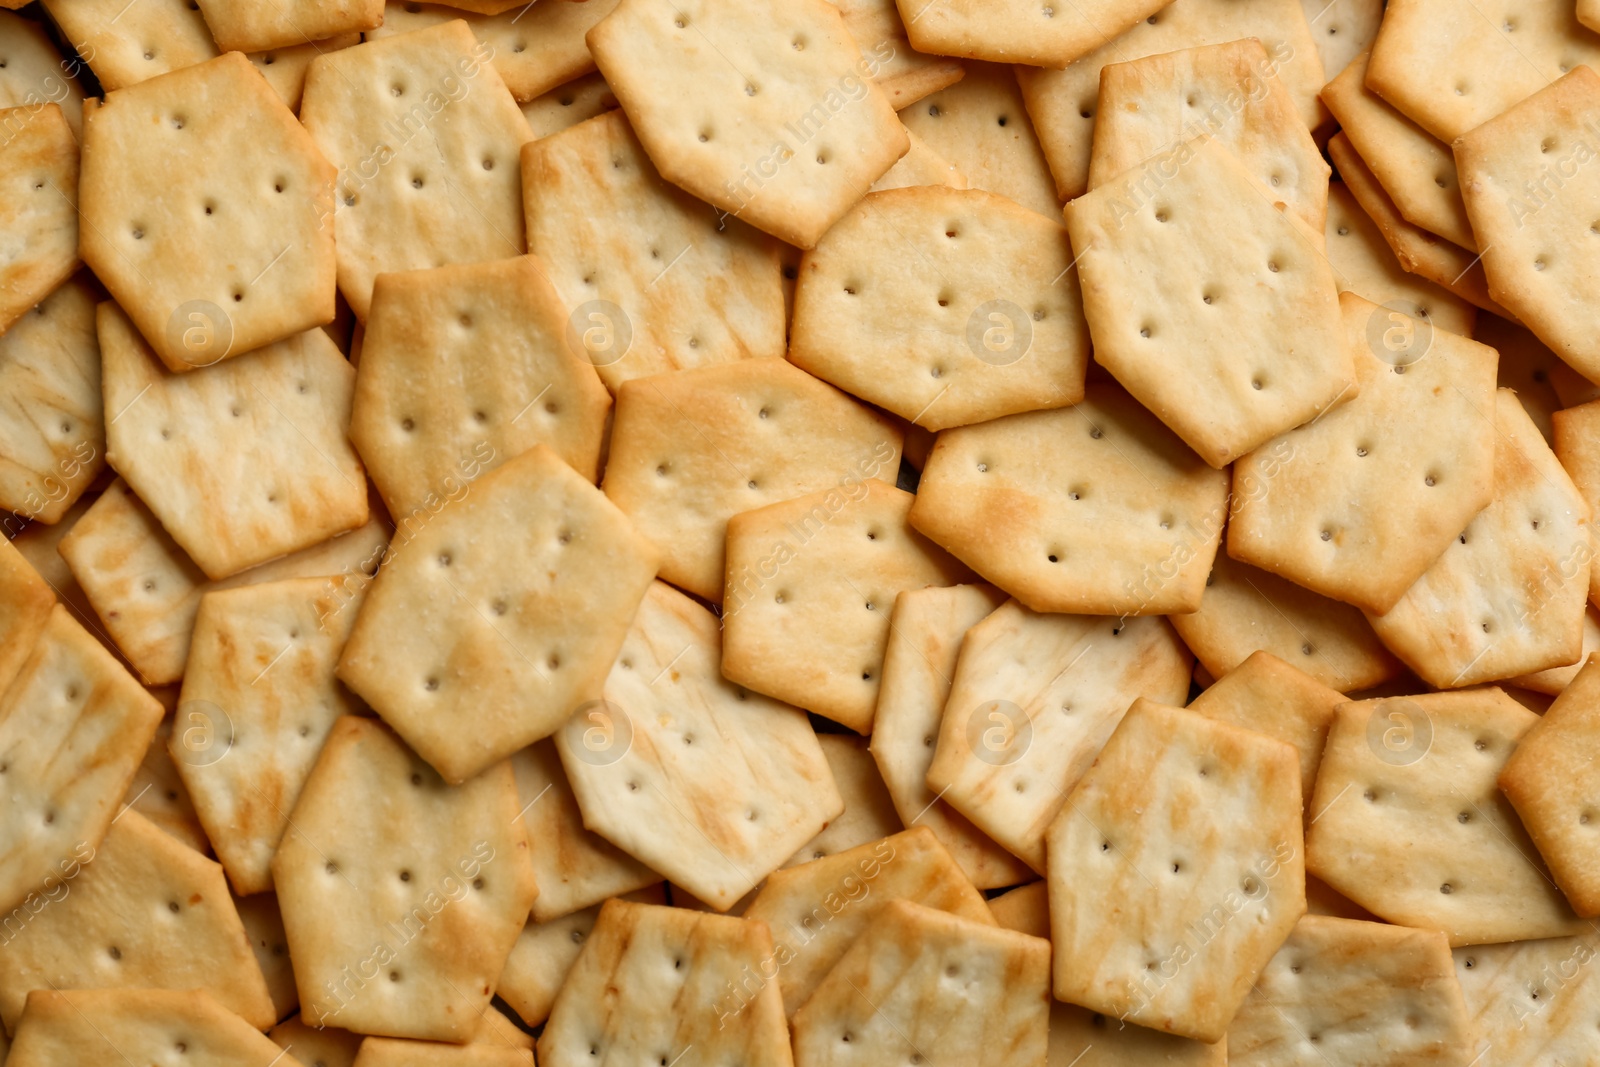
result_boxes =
[352,1038,533,1066]
[588,0,908,248]
[910,384,1229,614]
[899,0,1164,68]
[273,716,537,1041]
[603,357,900,601]
[789,185,1088,431]
[124,709,210,852]
[0,533,53,696]
[1306,689,1585,944]
[272,1013,363,1067]
[1050,1006,1228,1065]
[721,478,970,732]
[1453,933,1600,1065]
[929,601,1192,871]
[339,445,658,783]
[1480,313,1563,445]
[784,734,901,867]
[521,110,785,393]
[300,20,532,321]
[1046,699,1305,1043]
[869,129,966,191]
[0,102,77,334]
[791,898,1051,1067]
[988,880,1048,937]
[195,0,383,52]
[41,0,217,92]
[0,10,85,137]
[8,989,294,1067]
[0,808,276,1030]
[1302,0,1381,84]
[351,255,611,519]
[1367,390,1590,688]
[557,581,841,910]
[1554,397,1600,608]
[236,890,298,1020]
[1324,181,1475,336]
[832,0,962,108]
[520,73,618,138]
[248,34,364,113]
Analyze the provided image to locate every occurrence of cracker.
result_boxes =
[1555,397,1600,609]
[744,826,995,1015]
[1227,292,1498,615]
[1453,933,1600,1065]
[248,34,364,113]
[1227,914,1474,1065]
[236,890,298,1020]
[1480,313,1562,445]
[59,478,388,686]
[869,584,1033,889]
[868,128,967,191]
[587,0,908,249]
[1171,550,1403,692]
[272,1013,364,1067]
[1306,689,1585,944]
[41,0,217,92]
[1324,180,1476,337]
[1301,0,1381,85]
[352,1038,532,1067]
[520,110,786,394]
[0,604,164,918]
[1049,1006,1227,1065]
[0,103,78,335]
[520,73,617,139]
[0,10,86,138]
[195,0,383,52]
[1455,66,1600,383]
[899,62,1062,219]
[0,533,54,696]
[1089,39,1330,231]
[1499,654,1600,916]
[172,576,368,896]
[1015,0,1326,200]
[273,716,537,1040]
[80,52,338,370]
[909,384,1230,613]
[1367,390,1590,688]
[1046,699,1305,1043]
[1366,0,1600,142]
[929,601,1192,872]
[898,0,1165,68]
[338,445,658,783]
[8,989,294,1067]
[721,478,971,732]
[602,357,900,601]
[783,734,900,868]
[538,898,790,1066]
[125,710,211,852]
[511,739,658,923]
[1319,51,1474,249]
[1067,137,1351,468]
[1511,606,1600,694]
[351,255,612,520]
[0,808,276,1030]
[988,880,1049,938]
[1588,0,1600,34]
[833,0,962,108]
[1187,651,1344,810]
[791,898,1051,1067]
[789,185,1089,431]
[557,581,842,909]
[300,20,532,321]
[101,303,369,580]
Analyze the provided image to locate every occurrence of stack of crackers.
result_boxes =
[3,0,1600,1062]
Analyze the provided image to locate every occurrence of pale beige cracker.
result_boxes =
[897,0,1167,69]
[784,733,901,867]
[1016,0,1326,200]
[588,0,909,249]
[1301,0,1381,85]
[272,1013,365,1067]
[273,716,537,1040]
[42,0,218,91]
[9,481,104,631]
[235,891,298,1020]
[1066,136,1352,468]
[1511,605,1600,693]
[1320,51,1474,249]
[301,20,532,321]
[790,185,1089,430]
[1306,689,1585,944]
[0,523,56,696]
[1090,39,1330,230]
[196,0,382,52]
[1048,1003,1227,1064]
[339,445,657,782]
[869,584,1034,889]
[511,739,657,923]
[1367,0,1600,142]
[910,384,1230,614]
[722,478,970,732]
[124,709,210,852]
[0,103,77,335]
[557,581,842,910]
[1227,291,1498,615]
[0,604,164,918]
[832,0,963,108]
[520,73,618,139]
[791,898,1050,1067]
[1456,66,1600,383]
[248,34,364,113]
[352,1038,532,1066]
[59,478,388,685]
[1171,550,1404,692]
[988,880,1049,937]
[1367,390,1590,688]
[1324,180,1476,337]
[868,128,967,191]
[80,52,338,369]
[351,255,611,519]
[172,576,368,896]
[0,808,276,1030]
[1453,933,1600,1066]
[1305,872,1380,920]
[1047,699,1305,1043]
[603,357,900,601]
[1479,313,1562,444]
[900,61,1062,219]
[1555,397,1600,608]
[0,10,86,137]
[745,826,994,1016]
[9,989,300,1067]
[930,601,1192,872]
[1227,915,1474,1065]
[101,303,369,580]
[521,110,785,393]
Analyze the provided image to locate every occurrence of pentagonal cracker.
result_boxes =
[0,11,86,138]
[897,0,1167,69]
[0,102,78,335]
[1452,932,1600,1066]
[41,0,217,92]
[8,989,297,1067]
[789,185,1090,431]
[194,0,383,52]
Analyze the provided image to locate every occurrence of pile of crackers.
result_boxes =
[4,0,1600,1062]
